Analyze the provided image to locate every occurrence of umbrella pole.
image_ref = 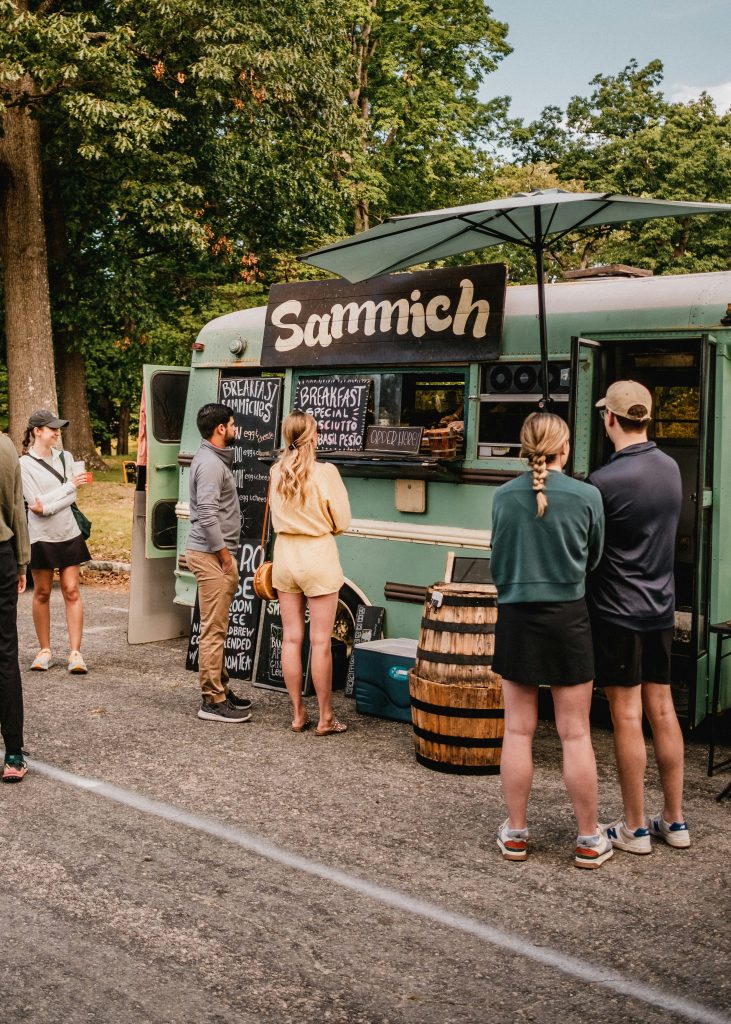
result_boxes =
[533,238,552,411]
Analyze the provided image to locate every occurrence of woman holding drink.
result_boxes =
[20,409,91,674]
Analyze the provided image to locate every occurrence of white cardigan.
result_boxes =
[21,449,81,544]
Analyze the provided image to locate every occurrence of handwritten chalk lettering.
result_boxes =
[293,376,370,453]
[263,265,505,368]
[365,425,423,455]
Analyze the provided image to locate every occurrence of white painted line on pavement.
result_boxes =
[28,758,729,1024]
[102,606,128,613]
[83,626,119,634]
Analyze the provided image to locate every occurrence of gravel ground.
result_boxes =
[1,582,729,1024]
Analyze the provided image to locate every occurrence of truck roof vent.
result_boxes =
[562,264,653,281]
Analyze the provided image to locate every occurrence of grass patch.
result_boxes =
[77,453,137,562]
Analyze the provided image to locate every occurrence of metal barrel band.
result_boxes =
[420,617,496,635]
[415,753,500,775]
[416,646,493,666]
[410,696,504,719]
[428,593,496,608]
[412,725,503,748]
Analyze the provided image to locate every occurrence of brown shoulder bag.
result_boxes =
[253,480,276,601]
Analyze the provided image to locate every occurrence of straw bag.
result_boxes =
[253,482,275,601]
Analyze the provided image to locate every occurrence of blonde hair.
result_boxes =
[520,412,570,518]
[275,411,317,505]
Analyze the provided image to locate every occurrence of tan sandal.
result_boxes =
[291,715,311,733]
[315,720,348,736]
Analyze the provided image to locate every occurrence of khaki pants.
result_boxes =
[186,550,238,703]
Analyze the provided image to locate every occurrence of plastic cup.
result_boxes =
[72,460,85,475]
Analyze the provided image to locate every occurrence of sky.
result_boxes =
[481,0,731,123]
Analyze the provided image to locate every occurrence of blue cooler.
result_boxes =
[353,638,417,723]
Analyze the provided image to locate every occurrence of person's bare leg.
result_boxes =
[59,564,83,653]
[307,592,340,731]
[552,682,598,837]
[499,680,539,830]
[642,682,685,823]
[31,569,54,651]
[277,591,308,728]
[605,685,646,830]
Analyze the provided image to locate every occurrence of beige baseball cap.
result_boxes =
[595,380,652,421]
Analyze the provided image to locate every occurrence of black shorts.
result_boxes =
[30,535,91,571]
[493,598,594,687]
[592,618,672,687]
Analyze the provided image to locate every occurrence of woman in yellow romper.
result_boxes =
[270,411,351,734]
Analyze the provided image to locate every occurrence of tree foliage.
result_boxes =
[510,60,731,276]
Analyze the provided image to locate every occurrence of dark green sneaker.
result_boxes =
[2,754,28,783]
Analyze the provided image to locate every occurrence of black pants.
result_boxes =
[0,540,23,755]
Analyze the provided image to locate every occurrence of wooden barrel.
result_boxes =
[415,583,498,685]
[408,672,504,774]
[423,428,457,460]
[409,582,504,774]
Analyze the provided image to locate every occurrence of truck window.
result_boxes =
[151,371,189,443]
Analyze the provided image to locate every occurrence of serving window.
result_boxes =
[364,370,467,430]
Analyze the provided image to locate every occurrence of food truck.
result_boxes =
[128,264,731,731]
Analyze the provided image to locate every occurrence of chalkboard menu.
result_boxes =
[364,425,423,455]
[254,596,349,694]
[345,604,385,696]
[186,373,283,680]
[220,374,282,537]
[293,377,371,452]
[254,596,313,694]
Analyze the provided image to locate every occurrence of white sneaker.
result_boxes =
[575,832,614,870]
[68,651,88,674]
[497,818,529,861]
[31,648,52,671]
[647,813,691,848]
[603,819,652,855]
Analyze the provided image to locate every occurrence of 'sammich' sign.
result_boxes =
[261,264,506,367]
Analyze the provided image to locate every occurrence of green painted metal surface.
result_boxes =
[155,270,731,725]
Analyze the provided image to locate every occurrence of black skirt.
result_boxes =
[30,535,91,571]
[492,598,594,687]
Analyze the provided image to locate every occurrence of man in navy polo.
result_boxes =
[588,381,690,854]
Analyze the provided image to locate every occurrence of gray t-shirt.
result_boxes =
[587,442,682,631]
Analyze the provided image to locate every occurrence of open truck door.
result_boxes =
[128,366,191,644]
[569,333,719,731]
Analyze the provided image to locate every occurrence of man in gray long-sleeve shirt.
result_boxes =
[186,404,252,723]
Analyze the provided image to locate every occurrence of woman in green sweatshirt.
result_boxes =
[490,412,611,869]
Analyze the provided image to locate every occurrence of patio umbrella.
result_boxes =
[301,190,731,406]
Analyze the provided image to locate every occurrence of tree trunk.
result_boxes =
[44,168,107,470]
[0,76,57,449]
[57,339,107,469]
[117,403,130,456]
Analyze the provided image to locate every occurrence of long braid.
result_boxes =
[529,453,549,517]
[519,413,569,518]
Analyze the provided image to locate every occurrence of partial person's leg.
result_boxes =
[604,685,646,829]
[307,591,341,732]
[642,682,685,824]
[499,680,539,830]
[59,564,83,653]
[0,543,23,756]
[552,681,598,837]
[31,568,54,651]
[278,591,308,728]
[187,552,238,703]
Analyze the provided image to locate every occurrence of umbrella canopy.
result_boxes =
[301,190,731,404]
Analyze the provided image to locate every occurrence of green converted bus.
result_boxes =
[129,264,731,731]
